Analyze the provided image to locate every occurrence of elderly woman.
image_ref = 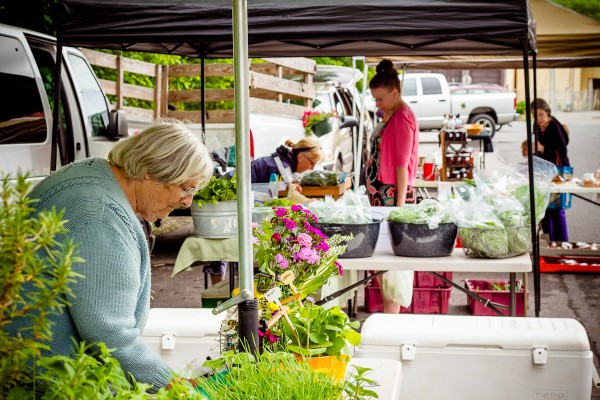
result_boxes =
[7,120,213,391]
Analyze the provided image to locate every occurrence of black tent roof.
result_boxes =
[58,0,535,58]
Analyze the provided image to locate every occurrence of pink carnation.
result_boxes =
[283,218,297,230]
[297,247,320,265]
[297,232,312,247]
[275,207,288,217]
[274,253,288,269]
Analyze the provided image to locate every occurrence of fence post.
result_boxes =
[160,64,169,117]
[116,55,124,110]
[154,64,162,119]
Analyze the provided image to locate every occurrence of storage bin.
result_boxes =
[387,221,457,257]
[464,279,527,317]
[191,201,237,238]
[365,281,451,314]
[414,271,452,288]
[356,314,595,400]
[540,255,600,273]
[315,218,382,258]
[142,308,225,373]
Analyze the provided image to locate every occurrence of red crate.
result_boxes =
[365,283,451,314]
[414,271,453,288]
[540,256,600,273]
[464,279,527,317]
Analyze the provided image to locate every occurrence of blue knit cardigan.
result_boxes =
[8,158,171,391]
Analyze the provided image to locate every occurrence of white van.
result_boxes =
[0,23,128,186]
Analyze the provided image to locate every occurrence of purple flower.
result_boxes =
[314,241,330,252]
[297,233,312,248]
[274,253,288,269]
[275,207,288,217]
[305,297,315,303]
[283,218,297,230]
[297,247,320,265]
[291,204,303,212]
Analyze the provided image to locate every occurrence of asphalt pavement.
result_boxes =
[150,111,600,398]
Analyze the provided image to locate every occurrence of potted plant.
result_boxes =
[191,174,238,238]
[302,110,335,137]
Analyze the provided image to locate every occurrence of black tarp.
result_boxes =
[58,0,535,58]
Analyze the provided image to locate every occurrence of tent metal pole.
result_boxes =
[523,41,540,317]
[533,52,538,151]
[233,0,258,354]
[201,57,206,134]
[353,56,368,192]
[51,44,64,172]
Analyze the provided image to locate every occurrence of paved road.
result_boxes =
[151,111,600,398]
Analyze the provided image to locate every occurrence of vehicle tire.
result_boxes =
[470,114,496,138]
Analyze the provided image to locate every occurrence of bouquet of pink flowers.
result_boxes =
[252,204,351,298]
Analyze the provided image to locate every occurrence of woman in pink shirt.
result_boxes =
[366,60,419,207]
[366,59,419,313]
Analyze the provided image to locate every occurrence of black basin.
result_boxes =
[387,221,457,257]
[314,218,383,258]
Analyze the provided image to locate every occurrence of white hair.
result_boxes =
[108,119,213,188]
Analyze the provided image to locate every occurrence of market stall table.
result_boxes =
[338,207,532,316]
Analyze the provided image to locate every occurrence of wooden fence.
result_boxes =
[81,49,316,124]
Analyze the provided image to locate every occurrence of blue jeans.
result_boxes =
[542,208,569,242]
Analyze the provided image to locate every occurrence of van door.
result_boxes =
[0,32,52,184]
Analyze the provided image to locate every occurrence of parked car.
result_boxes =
[313,65,374,172]
[0,23,128,188]
[365,73,518,138]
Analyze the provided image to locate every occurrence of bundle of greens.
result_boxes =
[388,199,452,229]
[299,170,341,187]
[193,174,236,207]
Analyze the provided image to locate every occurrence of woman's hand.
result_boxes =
[537,141,544,152]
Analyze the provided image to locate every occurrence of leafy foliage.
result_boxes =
[284,303,361,357]
[552,0,600,21]
[193,174,237,207]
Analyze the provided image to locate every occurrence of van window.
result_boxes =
[421,77,443,95]
[67,53,109,137]
[401,77,417,96]
[0,35,47,144]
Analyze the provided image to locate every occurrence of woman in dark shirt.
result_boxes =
[532,98,570,242]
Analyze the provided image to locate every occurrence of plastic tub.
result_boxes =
[314,218,382,258]
[387,222,457,257]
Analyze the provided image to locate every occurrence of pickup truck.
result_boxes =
[366,72,518,138]
[0,23,128,187]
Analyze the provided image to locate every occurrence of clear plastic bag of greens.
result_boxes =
[511,156,558,224]
[387,199,451,229]
[307,189,373,224]
[298,170,344,187]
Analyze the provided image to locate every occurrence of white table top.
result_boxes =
[348,358,402,400]
[549,182,600,194]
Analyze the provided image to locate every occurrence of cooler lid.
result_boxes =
[360,314,590,351]
[142,308,225,338]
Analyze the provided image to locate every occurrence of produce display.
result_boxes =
[299,170,343,187]
[447,156,557,258]
[387,199,451,229]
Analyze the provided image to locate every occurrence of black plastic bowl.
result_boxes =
[387,221,457,257]
[314,218,383,258]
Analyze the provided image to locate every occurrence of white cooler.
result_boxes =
[142,308,225,375]
[356,314,595,400]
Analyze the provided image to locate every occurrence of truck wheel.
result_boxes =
[470,114,496,138]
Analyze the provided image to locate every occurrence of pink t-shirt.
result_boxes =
[378,105,419,185]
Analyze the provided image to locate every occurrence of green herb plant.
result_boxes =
[193,174,237,208]
[201,350,378,400]
[283,303,361,357]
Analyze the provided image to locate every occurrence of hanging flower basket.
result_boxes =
[311,118,333,137]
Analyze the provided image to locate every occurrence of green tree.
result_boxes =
[552,0,600,21]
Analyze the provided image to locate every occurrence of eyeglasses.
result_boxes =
[180,183,201,198]
[371,91,393,103]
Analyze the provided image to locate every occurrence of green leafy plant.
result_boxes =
[283,303,361,357]
[200,350,377,400]
[193,174,237,208]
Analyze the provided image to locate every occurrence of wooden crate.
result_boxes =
[280,179,351,199]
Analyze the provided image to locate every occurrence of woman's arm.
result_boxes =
[396,167,408,206]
